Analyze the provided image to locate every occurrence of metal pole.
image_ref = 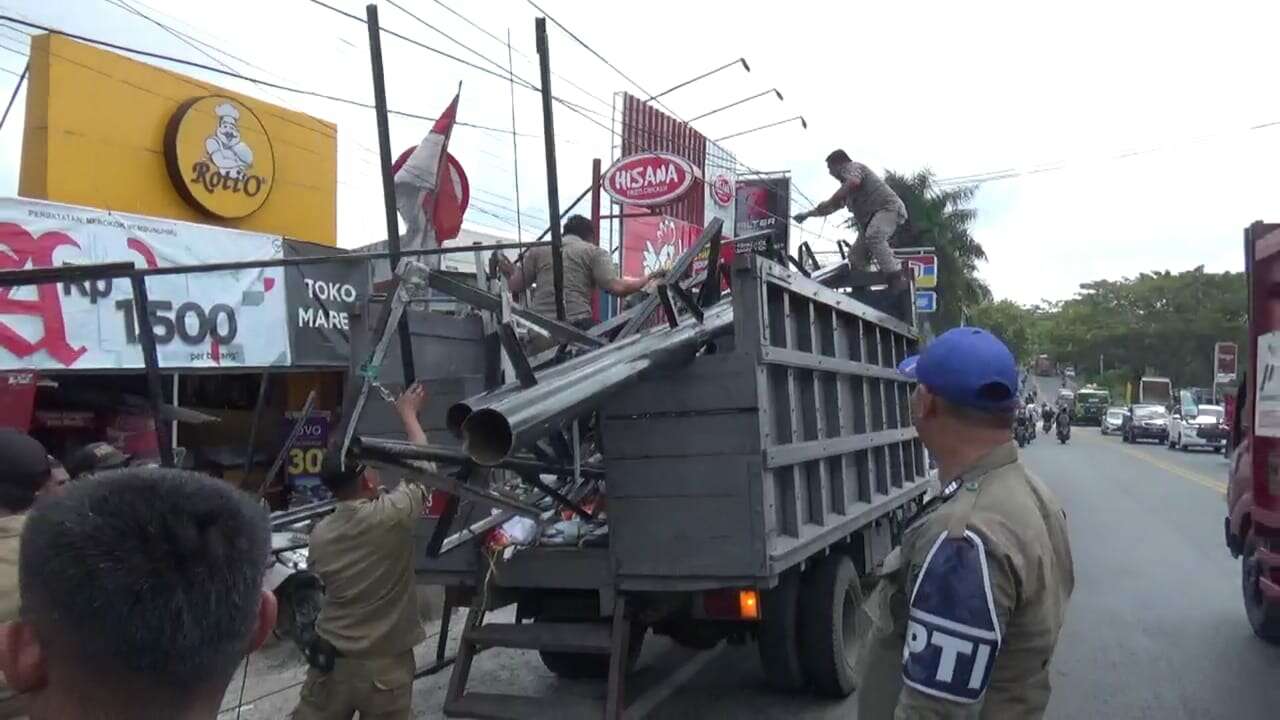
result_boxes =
[535,17,566,321]
[507,29,523,245]
[591,157,602,319]
[366,3,416,385]
[241,371,271,481]
[129,274,173,468]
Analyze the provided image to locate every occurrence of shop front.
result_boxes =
[9,34,355,507]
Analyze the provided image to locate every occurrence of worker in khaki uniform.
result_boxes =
[291,384,436,720]
[496,214,664,352]
[0,431,65,719]
[856,328,1074,719]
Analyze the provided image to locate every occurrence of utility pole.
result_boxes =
[367,3,416,386]
[534,17,566,322]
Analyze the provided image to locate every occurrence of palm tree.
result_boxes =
[884,170,990,331]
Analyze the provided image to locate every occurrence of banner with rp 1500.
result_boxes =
[0,197,289,370]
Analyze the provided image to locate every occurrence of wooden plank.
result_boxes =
[611,494,757,577]
[608,454,760,498]
[758,346,910,382]
[601,353,758,416]
[464,622,612,654]
[765,427,919,469]
[757,259,918,338]
[601,412,761,459]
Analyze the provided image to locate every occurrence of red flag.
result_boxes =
[392,90,469,249]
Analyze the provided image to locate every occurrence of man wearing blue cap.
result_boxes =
[856,327,1074,719]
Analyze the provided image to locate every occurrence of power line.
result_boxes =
[302,0,528,88]
[525,0,682,121]
[0,63,26,131]
[385,0,534,88]
[425,0,612,110]
[305,0,608,124]
[381,0,605,122]
[0,15,537,138]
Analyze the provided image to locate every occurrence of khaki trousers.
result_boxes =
[290,651,414,720]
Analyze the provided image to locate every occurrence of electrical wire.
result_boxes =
[525,0,681,121]
[426,0,613,110]
[517,3,824,215]
[0,62,26,132]
[304,0,609,125]
[382,0,606,122]
[0,15,534,138]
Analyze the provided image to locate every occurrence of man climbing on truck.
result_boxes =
[495,215,664,351]
[793,149,909,289]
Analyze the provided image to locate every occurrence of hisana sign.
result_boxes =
[164,96,276,220]
[602,152,698,207]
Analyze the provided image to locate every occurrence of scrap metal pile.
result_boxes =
[340,218,880,558]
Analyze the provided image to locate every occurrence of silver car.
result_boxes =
[1101,406,1128,435]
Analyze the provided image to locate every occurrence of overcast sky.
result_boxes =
[0,0,1277,305]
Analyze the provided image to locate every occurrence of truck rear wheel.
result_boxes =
[758,569,807,692]
[799,553,863,697]
[1242,534,1280,644]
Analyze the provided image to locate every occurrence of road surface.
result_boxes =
[226,380,1280,719]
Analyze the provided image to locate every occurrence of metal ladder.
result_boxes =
[442,593,633,720]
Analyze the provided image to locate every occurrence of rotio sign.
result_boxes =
[164,96,276,219]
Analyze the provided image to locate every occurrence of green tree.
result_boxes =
[967,299,1036,362]
[885,170,991,330]
[1032,267,1246,390]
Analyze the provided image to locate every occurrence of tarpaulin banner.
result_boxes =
[0,197,288,370]
[283,240,370,366]
[734,175,791,257]
[0,372,37,431]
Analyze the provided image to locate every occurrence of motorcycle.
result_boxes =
[1043,416,1054,434]
[1057,419,1071,444]
[1015,420,1029,447]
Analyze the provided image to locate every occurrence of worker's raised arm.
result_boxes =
[589,245,663,297]
[795,175,859,222]
[495,250,533,295]
[395,382,429,446]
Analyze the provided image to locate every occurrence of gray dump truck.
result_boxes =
[347,222,931,719]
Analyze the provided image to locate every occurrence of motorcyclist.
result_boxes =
[1055,403,1072,440]
[1041,402,1055,432]
[1014,404,1032,446]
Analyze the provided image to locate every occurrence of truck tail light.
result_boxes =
[701,588,762,620]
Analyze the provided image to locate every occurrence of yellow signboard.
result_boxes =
[19,34,337,245]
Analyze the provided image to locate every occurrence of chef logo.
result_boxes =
[164,96,275,219]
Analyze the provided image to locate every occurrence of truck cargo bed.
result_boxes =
[413,255,929,591]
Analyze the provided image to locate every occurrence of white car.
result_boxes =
[1100,407,1128,435]
[1169,404,1227,452]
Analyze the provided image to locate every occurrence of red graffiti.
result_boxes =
[126,237,159,269]
[0,224,87,366]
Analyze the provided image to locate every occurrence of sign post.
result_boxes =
[1213,341,1238,403]
[895,248,938,313]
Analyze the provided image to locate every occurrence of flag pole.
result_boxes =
[366,3,416,386]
